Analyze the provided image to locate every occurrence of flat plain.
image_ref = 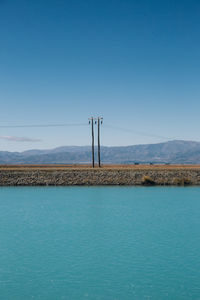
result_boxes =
[0,164,200,170]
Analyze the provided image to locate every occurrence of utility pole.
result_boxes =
[97,117,103,167]
[89,116,103,168]
[89,117,95,168]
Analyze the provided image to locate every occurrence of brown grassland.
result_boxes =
[0,164,200,171]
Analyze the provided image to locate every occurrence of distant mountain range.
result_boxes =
[1,140,200,164]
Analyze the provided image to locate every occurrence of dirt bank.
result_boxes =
[0,165,200,185]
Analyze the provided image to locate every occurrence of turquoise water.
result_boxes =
[0,187,200,299]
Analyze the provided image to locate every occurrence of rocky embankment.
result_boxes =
[0,167,200,186]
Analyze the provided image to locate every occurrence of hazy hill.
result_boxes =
[0,140,200,164]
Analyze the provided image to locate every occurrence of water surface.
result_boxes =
[0,187,200,299]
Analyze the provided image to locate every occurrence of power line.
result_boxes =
[0,121,181,142]
[0,123,87,128]
[104,124,176,141]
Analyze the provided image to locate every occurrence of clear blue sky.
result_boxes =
[0,0,200,151]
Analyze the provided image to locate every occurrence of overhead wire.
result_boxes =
[0,123,88,128]
[0,122,180,141]
[104,124,176,141]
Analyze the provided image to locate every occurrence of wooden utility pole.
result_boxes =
[89,116,103,168]
[97,117,103,167]
[89,117,95,168]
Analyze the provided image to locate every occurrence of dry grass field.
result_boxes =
[1,164,200,171]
